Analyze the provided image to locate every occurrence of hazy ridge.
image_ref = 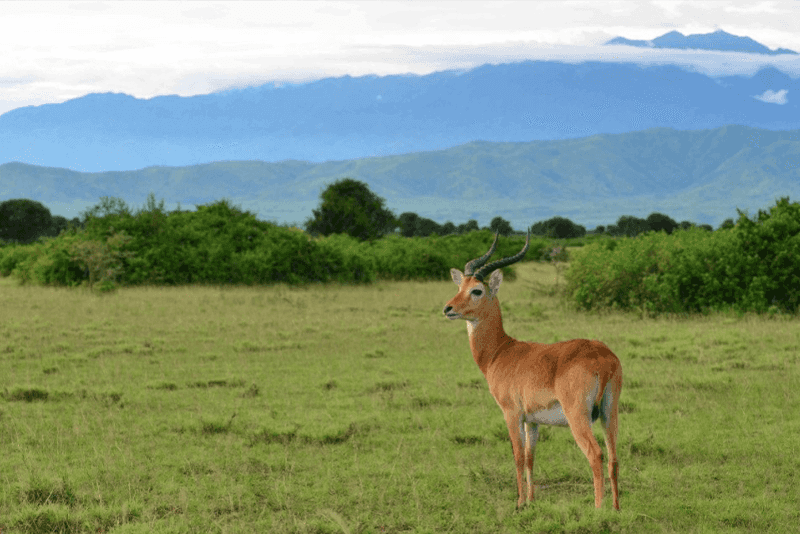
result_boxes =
[3,125,798,230]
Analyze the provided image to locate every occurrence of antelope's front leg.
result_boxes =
[524,421,539,503]
[504,411,527,508]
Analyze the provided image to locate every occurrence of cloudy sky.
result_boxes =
[1,0,799,116]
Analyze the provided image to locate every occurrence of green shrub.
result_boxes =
[363,230,547,281]
[0,243,32,276]
[2,196,556,287]
[5,230,130,288]
[315,233,377,283]
[5,198,384,287]
[69,230,133,290]
[565,197,800,315]
[9,234,86,286]
[367,234,452,280]
[733,197,800,312]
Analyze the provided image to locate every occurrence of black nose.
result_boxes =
[443,306,452,314]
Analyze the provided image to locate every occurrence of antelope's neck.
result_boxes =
[466,298,512,374]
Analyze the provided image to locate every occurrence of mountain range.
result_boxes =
[1,60,798,172]
[606,30,798,55]
[2,125,798,230]
[2,30,799,229]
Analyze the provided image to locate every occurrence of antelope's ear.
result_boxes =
[450,268,464,287]
[488,269,503,296]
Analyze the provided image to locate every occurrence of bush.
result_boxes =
[315,233,377,283]
[567,228,746,314]
[368,234,453,280]
[1,196,557,288]
[565,197,800,315]
[367,230,545,281]
[69,229,134,290]
[0,243,32,276]
[4,198,383,287]
[8,234,87,286]
[733,197,800,312]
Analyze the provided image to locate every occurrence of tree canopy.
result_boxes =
[305,178,397,241]
[489,216,514,236]
[531,216,585,238]
[0,198,53,244]
[646,212,679,234]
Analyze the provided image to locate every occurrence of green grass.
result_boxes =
[1,262,798,533]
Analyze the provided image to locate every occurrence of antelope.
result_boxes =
[443,232,622,510]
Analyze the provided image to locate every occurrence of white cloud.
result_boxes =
[1,1,800,116]
[725,2,782,15]
[753,88,788,104]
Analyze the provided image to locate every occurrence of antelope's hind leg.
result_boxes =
[562,402,605,508]
[600,373,622,510]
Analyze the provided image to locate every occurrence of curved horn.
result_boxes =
[473,231,530,282]
[464,233,499,277]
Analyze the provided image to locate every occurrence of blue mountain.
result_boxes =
[606,30,797,55]
[1,60,799,171]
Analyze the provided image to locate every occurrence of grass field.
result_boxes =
[1,260,799,533]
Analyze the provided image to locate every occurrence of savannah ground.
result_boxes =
[1,259,798,533]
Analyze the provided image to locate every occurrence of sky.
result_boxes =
[2,0,800,117]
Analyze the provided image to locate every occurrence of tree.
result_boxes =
[441,221,456,235]
[594,225,605,234]
[646,212,678,234]
[415,217,442,237]
[531,216,585,238]
[0,198,53,244]
[456,219,479,234]
[719,218,735,230]
[304,178,397,241]
[489,216,514,236]
[398,212,420,237]
[51,216,69,236]
[46,215,82,237]
[462,219,479,233]
[80,196,132,224]
[615,215,649,237]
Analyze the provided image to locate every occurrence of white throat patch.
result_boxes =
[466,319,478,337]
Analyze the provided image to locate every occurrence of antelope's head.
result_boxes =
[443,232,530,321]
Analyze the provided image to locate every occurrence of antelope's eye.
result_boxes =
[471,288,483,296]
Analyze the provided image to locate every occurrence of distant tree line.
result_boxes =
[596,213,718,237]
[301,177,727,240]
[303,177,518,239]
[396,213,515,237]
[530,213,723,239]
[0,176,739,247]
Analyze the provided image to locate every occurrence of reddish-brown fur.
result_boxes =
[444,268,622,510]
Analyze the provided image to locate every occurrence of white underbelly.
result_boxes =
[524,402,569,426]
[522,376,601,427]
